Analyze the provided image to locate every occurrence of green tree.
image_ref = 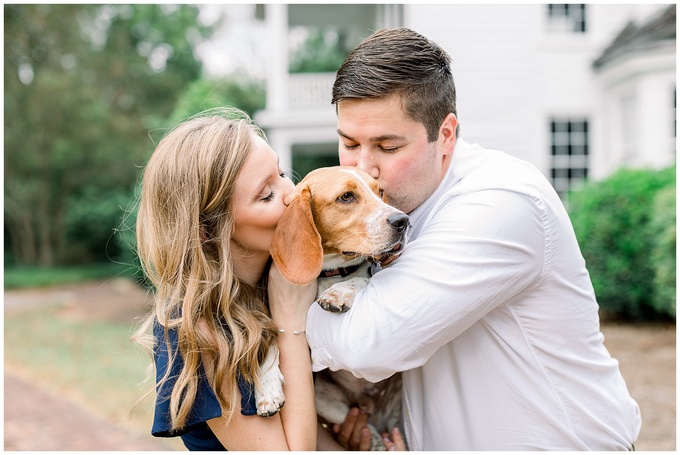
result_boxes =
[289,27,352,73]
[166,74,265,127]
[4,4,213,266]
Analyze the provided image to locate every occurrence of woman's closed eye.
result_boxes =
[261,171,291,202]
[261,190,276,202]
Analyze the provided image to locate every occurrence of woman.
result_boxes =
[133,108,317,450]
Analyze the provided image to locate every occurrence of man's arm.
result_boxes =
[306,188,546,382]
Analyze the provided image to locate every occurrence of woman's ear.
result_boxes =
[270,186,323,285]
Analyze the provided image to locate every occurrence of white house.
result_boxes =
[254,4,676,200]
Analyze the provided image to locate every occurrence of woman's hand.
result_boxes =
[268,261,317,331]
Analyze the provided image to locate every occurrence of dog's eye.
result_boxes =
[337,192,355,203]
[378,189,385,198]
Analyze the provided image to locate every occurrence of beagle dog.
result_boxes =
[267,166,410,450]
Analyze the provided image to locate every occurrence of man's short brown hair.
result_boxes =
[332,28,458,142]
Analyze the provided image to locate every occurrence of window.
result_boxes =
[550,118,589,201]
[547,4,587,33]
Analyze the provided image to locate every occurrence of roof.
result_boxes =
[593,4,676,69]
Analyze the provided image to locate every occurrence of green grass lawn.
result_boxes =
[4,304,156,437]
[4,263,138,289]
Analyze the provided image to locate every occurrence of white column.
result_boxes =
[265,4,289,112]
[268,130,293,176]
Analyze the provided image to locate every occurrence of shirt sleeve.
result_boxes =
[151,321,257,438]
[306,188,547,382]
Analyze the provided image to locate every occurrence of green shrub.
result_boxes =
[64,186,136,264]
[648,184,676,317]
[568,166,675,320]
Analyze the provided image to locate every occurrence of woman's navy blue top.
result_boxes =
[151,320,258,450]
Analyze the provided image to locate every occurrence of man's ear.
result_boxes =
[439,113,458,155]
[270,186,323,285]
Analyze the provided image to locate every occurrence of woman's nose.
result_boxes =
[282,181,295,206]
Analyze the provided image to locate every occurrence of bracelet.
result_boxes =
[278,328,305,335]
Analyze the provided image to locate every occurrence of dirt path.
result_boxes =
[4,367,172,451]
[4,278,676,450]
[600,322,676,451]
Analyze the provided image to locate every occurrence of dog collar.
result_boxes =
[318,264,362,278]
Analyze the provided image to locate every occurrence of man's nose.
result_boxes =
[355,151,379,179]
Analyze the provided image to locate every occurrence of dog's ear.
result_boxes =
[271,186,323,285]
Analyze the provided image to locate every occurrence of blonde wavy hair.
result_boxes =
[133,108,278,431]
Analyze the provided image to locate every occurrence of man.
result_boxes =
[306,28,641,450]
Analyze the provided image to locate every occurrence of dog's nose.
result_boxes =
[388,213,409,233]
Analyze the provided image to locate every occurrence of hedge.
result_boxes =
[648,183,676,318]
[568,166,676,321]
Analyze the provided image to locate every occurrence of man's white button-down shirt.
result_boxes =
[306,139,641,450]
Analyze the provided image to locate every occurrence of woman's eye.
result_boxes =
[262,190,276,202]
[337,192,355,203]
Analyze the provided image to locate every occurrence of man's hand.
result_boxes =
[333,407,372,450]
[330,407,407,451]
[381,427,407,451]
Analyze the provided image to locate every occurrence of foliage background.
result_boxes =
[3,4,268,272]
[5,5,203,268]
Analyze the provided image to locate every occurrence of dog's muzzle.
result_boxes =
[369,214,411,269]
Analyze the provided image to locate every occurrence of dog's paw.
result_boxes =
[255,346,286,417]
[315,376,352,425]
[318,287,352,313]
[255,379,285,417]
[317,279,366,313]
